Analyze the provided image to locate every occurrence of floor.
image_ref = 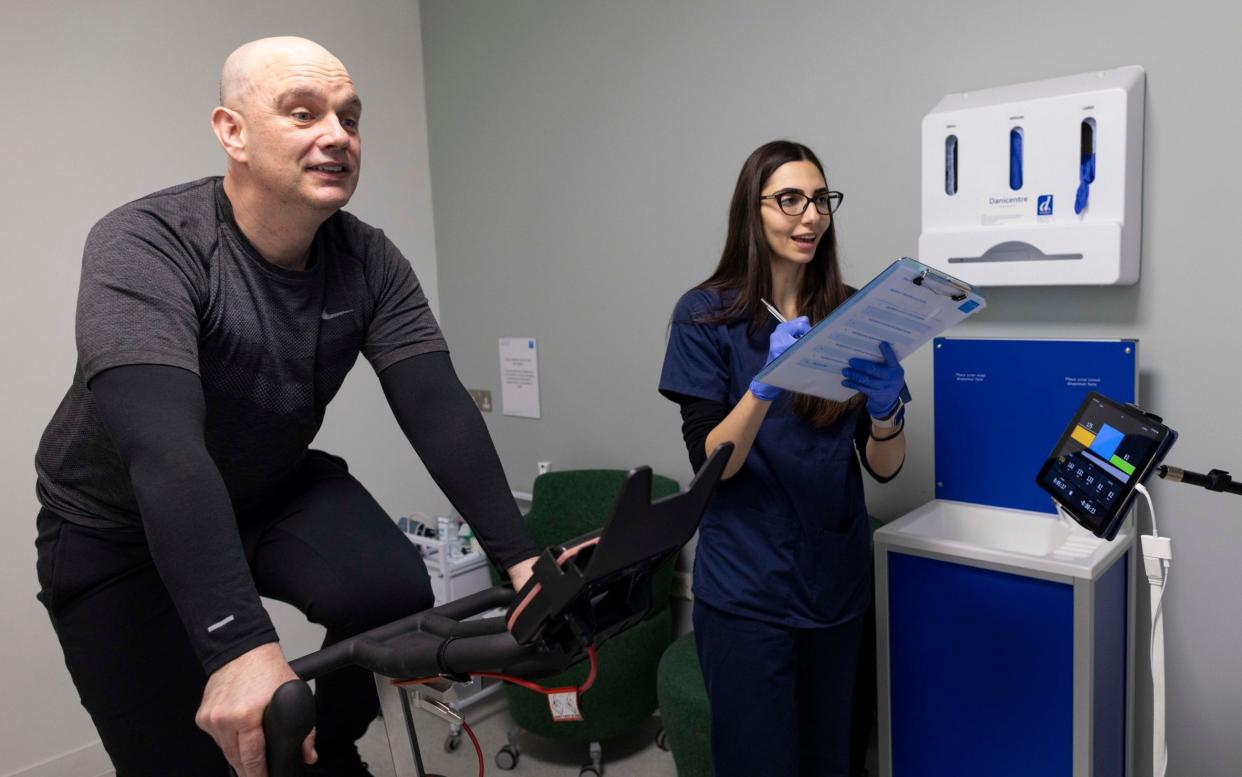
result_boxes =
[357,689,880,777]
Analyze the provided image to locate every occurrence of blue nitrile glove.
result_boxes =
[749,316,811,401]
[1074,153,1096,215]
[842,341,905,418]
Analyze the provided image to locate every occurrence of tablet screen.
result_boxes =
[1036,392,1175,538]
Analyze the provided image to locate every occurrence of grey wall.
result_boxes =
[1,2,441,774]
[421,1,1241,774]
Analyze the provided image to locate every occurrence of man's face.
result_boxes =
[242,52,362,213]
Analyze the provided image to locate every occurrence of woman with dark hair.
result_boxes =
[659,140,906,776]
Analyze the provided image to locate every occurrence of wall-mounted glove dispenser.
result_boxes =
[919,66,1145,286]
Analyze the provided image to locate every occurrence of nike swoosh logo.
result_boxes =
[321,309,353,321]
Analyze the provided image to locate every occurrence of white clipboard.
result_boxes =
[754,257,986,401]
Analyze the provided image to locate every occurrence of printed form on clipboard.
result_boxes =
[755,257,986,401]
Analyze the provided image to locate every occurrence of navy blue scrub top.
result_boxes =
[660,288,872,629]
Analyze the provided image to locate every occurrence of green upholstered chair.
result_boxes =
[657,631,712,777]
[492,469,680,777]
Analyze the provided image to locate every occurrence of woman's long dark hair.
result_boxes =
[699,139,862,427]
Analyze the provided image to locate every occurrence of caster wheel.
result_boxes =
[655,727,669,751]
[495,745,519,770]
[444,732,462,752]
[579,767,600,777]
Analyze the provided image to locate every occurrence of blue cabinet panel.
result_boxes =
[889,552,1074,776]
[933,338,1137,513]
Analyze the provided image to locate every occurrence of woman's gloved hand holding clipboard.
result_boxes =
[752,257,986,403]
[842,341,906,418]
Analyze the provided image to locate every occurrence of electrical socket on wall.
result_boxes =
[468,389,493,412]
[537,461,551,475]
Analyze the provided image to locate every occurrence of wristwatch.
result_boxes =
[871,397,906,429]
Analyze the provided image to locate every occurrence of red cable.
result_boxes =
[459,717,484,777]
[578,645,598,693]
[393,644,599,695]
[394,538,603,774]
[392,646,598,776]
[471,644,598,695]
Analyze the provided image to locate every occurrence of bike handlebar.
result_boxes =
[264,585,549,777]
[262,679,316,777]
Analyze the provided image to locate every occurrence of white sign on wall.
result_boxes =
[499,337,540,418]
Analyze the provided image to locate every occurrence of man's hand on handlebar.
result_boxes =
[506,556,537,593]
[196,642,317,776]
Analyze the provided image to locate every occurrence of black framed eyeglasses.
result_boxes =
[760,189,844,217]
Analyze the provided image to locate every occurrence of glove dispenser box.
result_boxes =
[918,66,1145,286]
[874,339,1138,776]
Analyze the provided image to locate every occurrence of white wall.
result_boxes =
[0,1,440,774]
[420,1,1242,775]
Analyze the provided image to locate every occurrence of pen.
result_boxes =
[760,298,787,324]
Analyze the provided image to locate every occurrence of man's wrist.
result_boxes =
[209,640,285,680]
[506,556,538,591]
[202,628,282,676]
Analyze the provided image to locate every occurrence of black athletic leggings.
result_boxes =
[35,451,434,776]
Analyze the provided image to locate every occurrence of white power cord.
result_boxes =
[1135,483,1170,777]
[1054,500,1069,525]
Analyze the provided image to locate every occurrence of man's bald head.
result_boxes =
[218,36,348,111]
[211,35,362,224]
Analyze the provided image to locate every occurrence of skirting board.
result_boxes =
[5,741,113,777]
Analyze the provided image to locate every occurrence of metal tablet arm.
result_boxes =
[1157,464,1242,497]
[263,442,733,777]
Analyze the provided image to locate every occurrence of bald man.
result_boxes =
[34,37,538,777]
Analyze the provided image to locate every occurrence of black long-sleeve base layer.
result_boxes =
[67,353,536,676]
[379,351,539,571]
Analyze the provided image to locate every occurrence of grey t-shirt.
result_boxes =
[36,177,448,525]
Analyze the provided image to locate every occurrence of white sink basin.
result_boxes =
[897,500,1073,556]
[875,499,1129,579]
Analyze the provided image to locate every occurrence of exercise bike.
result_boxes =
[263,443,732,777]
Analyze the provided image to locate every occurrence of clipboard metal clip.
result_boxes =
[912,269,970,302]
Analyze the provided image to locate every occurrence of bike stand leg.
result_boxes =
[373,676,428,777]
